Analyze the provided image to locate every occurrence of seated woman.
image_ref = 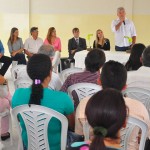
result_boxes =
[44,27,61,52]
[93,29,110,50]
[125,43,145,71]
[8,27,26,65]
[68,88,127,150]
[0,75,11,141]
[12,54,74,150]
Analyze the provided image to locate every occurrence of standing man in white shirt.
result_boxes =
[24,27,43,59]
[111,7,136,51]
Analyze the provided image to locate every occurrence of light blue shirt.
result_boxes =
[0,40,4,54]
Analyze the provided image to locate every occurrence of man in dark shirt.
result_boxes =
[0,40,11,76]
[68,28,87,59]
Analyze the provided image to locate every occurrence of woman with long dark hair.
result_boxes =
[44,27,61,52]
[125,43,145,71]
[68,88,127,150]
[7,27,26,64]
[12,54,74,150]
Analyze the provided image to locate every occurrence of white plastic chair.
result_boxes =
[83,116,148,150]
[11,65,26,81]
[52,51,61,73]
[12,104,68,150]
[122,87,150,116]
[0,109,13,145]
[14,79,32,89]
[120,116,148,150]
[61,68,83,83]
[67,83,101,102]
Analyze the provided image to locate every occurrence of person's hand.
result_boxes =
[11,51,17,57]
[119,17,125,24]
[71,49,76,54]
[0,53,3,58]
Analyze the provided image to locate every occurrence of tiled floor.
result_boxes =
[1,67,19,150]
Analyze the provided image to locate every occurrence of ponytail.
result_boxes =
[90,126,107,150]
[29,79,43,105]
[90,136,106,150]
[29,82,43,105]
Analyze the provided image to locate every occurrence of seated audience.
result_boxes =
[60,49,105,108]
[44,27,61,52]
[68,28,86,59]
[75,60,150,150]
[0,75,11,140]
[68,88,127,150]
[125,43,145,71]
[93,29,110,50]
[8,27,26,64]
[24,27,43,59]
[0,40,11,76]
[14,45,62,91]
[127,45,150,89]
[12,54,74,150]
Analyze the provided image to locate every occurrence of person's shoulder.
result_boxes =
[37,37,43,41]
[124,97,146,110]
[69,37,74,41]
[79,37,86,41]
[24,37,31,43]
[45,88,69,97]
[105,38,110,42]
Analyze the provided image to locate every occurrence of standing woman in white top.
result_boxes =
[24,27,43,59]
[8,27,26,64]
[111,7,136,51]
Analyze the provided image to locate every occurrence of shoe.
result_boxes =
[1,132,10,141]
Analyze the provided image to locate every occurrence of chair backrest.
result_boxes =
[67,83,101,102]
[122,87,150,117]
[11,65,26,81]
[52,51,61,73]
[83,116,148,150]
[12,104,68,150]
[61,68,83,82]
[120,116,148,150]
[14,78,32,89]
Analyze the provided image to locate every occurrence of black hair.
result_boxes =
[101,60,127,91]
[27,54,52,105]
[30,27,38,35]
[125,43,145,71]
[142,45,150,67]
[72,27,79,33]
[85,88,127,150]
[85,49,106,73]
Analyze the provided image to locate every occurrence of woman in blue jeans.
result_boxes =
[8,27,26,64]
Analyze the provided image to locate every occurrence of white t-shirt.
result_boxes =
[127,66,150,89]
[111,18,136,47]
[24,37,43,54]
